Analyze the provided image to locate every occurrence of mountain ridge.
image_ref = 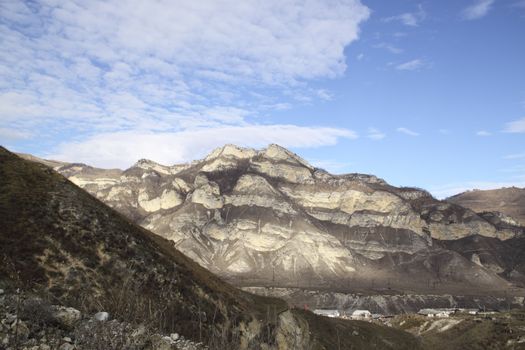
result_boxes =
[447,187,525,226]
[16,144,525,299]
[2,146,425,349]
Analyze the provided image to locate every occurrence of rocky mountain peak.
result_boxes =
[260,144,314,169]
[205,144,257,161]
[134,158,160,167]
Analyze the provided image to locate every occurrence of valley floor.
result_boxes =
[390,311,525,349]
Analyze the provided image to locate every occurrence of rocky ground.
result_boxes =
[0,289,205,350]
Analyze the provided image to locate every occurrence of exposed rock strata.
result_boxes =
[23,145,525,295]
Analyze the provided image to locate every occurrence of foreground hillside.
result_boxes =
[33,144,525,302]
[0,147,420,349]
[448,187,525,226]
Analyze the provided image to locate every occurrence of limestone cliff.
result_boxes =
[24,144,525,294]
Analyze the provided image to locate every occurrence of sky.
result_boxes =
[1,0,524,198]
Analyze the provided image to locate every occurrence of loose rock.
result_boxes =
[53,306,81,328]
[94,311,109,322]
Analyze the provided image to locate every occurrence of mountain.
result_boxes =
[20,145,525,310]
[1,146,421,349]
[447,187,525,226]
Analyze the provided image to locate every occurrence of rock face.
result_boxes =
[27,144,525,294]
[1,146,423,349]
[447,187,525,226]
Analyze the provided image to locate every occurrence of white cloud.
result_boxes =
[0,0,370,148]
[0,127,32,141]
[316,89,334,101]
[47,125,358,168]
[383,5,426,27]
[462,0,495,20]
[438,129,450,135]
[476,130,492,136]
[357,53,364,60]
[367,127,386,140]
[396,59,425,71]
[504,117,525,133]
[396,127,420,136]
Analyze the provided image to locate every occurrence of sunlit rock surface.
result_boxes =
[32,144,523,294]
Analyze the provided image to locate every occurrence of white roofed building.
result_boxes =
[313,309,340,318]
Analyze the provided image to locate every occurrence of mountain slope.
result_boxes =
[1,147,421,349]
[447,187,525,226]
[36,144,524,298]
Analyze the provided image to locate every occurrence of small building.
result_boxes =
[351,310,372,320]
[456,308,480,315]
[313,309,340,318]
[417,308,453,318]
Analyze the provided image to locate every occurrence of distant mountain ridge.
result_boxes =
[18,145,525,298]
[447,187,525,226]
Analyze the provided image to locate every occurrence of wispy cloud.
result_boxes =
[476,130,492,136]
[396,127,420,136]
[383,5,426,27]
[0,0,370,166]
[48,126,358,168]
[367,127,386,140]
[504,117,525,133]
[0,127,32,141]
[373,43,403,54]
[512,0,525,8]
[316,89,334,101]
[396,59,425,71]
[462,0,495,20]
[504,153,525,160]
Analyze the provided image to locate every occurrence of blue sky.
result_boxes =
[1,0,524,197]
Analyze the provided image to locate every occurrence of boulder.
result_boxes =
[59,343,75,350]
[52,306,81,328]
[93,312,109,322]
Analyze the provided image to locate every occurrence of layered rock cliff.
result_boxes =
[3,146,423,349]
[26,144,525,295]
